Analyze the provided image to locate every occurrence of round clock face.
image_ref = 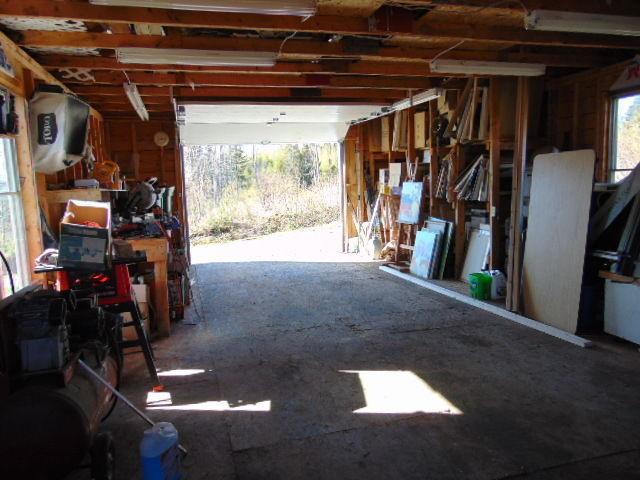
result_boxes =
[153,131,170,147]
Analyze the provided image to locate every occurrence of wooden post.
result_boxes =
[572,83,580,149]
[407,107,416,180]
[428,100,439,217]
[489,77,503,271]
[506,77,530,312]
[339,141,347,252]
[15,96,44,283]
[356,125,364,230]
[452,144,466,277]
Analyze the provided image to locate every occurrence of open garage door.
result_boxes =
[177,103,383,145]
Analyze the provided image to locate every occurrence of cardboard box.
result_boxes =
[123,283,150,341]
[58,200,112,270]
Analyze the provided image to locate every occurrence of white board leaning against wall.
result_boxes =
[522,150,596,333]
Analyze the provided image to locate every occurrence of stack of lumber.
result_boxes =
[392,110,408,151]
[454,154,489,201]
[435,152,453,201]
[445,79,490,144]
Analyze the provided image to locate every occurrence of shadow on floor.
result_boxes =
[97,260,640,480]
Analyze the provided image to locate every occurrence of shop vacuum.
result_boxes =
[0,286,122,479]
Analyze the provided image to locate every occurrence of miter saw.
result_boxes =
[125,177,160,215]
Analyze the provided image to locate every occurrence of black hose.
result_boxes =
[0,249,15,295]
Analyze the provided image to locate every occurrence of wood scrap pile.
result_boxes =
[454,154,489,201]
[445,79,490,144]
[435,152,453,202]
[392,110,408,151]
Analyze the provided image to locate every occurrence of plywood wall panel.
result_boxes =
[522,150,595,333]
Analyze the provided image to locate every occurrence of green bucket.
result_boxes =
[469,272,492,300]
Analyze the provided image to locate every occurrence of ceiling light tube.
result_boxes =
[524,10,640,37]
[117,48,277,67]
[123,82,149,121]
[89,0,317,16]
[430,60,545,77]
[391,88,444,112]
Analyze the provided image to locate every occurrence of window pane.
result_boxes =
[0,194,29,297]
[612,94,640,182]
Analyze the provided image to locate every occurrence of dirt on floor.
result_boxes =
[98,224,640,480]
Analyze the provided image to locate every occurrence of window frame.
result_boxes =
[609,89,640,182]
[0,137,29,295]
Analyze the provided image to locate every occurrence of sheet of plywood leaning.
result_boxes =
[522,150,595,333]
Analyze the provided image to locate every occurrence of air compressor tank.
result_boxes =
[0,354,118,479]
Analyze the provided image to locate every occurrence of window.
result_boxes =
[0,138,29,298]
[611,92,640,182]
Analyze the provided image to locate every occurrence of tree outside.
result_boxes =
[613,94,640,182]
[183,143,340,243]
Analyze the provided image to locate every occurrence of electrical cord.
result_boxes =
[278,31,299,56]
[0,248,15,295]
[428,0,530,64]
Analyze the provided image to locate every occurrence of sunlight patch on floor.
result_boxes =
[191,223,374,264]
[342,370,462,415]
[157,369,207,377]
[147,400,272,412]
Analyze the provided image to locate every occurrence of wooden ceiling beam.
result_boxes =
[58,71,434,89]
[414,21,640,49]
[410,0,640,16]
[73,84,406,100]
[13,31,475,61]
[39,52,611,73]
[3,1,640,50]
[41,55,437,75]
[16,32,639,68]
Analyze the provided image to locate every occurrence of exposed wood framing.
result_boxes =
[59,71,433,90]
[488,78,502,271]
[3,1,640,49]
[505,77,530,312]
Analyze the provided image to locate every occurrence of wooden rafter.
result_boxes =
[38,52,614,72]
[14,32,639,68]
[2,1,640,50]
[57,71,434,89]
[71,85,407,100]
[409,0,640,16]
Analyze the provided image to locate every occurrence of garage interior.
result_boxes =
[0,1,639,479]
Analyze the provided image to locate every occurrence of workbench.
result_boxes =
[125,237,171,337]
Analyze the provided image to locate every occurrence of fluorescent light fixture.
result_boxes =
[117,48,277,67]
[391,87,443,112]
[525,10,640,37]
[123,82,149,121]
[89,0,317,16]
[430,60,545,77]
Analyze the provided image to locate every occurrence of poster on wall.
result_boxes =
[611,55,640,92]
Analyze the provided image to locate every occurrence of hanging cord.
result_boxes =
[278,31,298,57]
[0,249,15,295]
[429,0,530,64]
[123,70,132,84]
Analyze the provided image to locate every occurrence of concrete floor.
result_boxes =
[102,226,640,480]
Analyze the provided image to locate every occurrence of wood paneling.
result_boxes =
[547,59,633,181]
[104,119,186,228]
